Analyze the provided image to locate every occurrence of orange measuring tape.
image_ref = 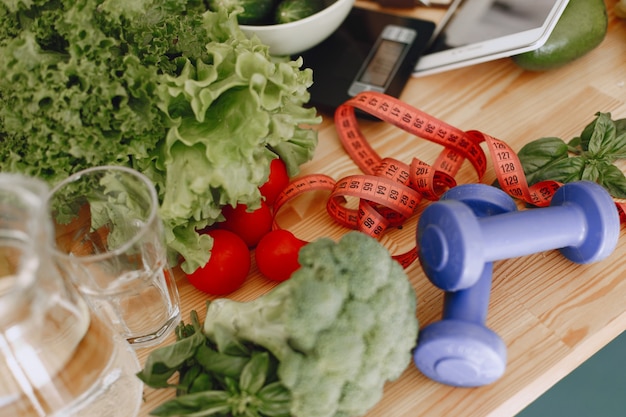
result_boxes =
[272,92,626,267]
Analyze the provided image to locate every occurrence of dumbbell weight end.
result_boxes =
[414,262,507,387]
[414,320,507,387]
[550,181,620,263]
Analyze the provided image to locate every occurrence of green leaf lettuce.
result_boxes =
[0,0,320,272]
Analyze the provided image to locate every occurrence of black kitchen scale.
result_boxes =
[298,7,435,115]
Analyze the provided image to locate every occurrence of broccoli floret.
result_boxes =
[203,231,419,417]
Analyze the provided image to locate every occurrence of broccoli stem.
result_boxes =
[203,283,294,361]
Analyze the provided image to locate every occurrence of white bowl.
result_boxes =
[240,0,355,56]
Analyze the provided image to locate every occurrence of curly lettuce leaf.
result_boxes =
[0,2,165,183]
[153,45,318,272]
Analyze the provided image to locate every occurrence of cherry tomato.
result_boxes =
[187,229,250,295]
[220,201,273,248]
[259,158,289,206]
[255,229,307,282]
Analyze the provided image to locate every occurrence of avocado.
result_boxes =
[512,0,608,71]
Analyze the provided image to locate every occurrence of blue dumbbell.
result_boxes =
[417,181,620,292]
[414,184,516,387]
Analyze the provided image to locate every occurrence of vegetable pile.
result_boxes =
[186,157,306,294]
[0,0,320,273]
[518,113,626,198]
[138,231,419,417]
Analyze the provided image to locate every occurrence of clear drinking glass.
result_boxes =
[48,165,181,348]
[0,173,142,417]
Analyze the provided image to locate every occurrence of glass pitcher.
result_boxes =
[0,173,143,417]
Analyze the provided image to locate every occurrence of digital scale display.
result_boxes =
[348,39,410,96]
[299,8,435,115]
[359,39,405,87]
[349,26,416,96]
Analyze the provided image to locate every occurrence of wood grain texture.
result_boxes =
[138,2,626,416]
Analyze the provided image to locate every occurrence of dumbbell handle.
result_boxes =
[443,262,493,325]
[478,204,584,262]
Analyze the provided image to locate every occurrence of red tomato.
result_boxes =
[255,229,307,282]
[220,202,273,248]
[259,158,289,206]
[187,229,251,295]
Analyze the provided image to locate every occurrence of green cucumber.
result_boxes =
[275,0,324,24]
[208,0,276,25]
[512,0,608,71]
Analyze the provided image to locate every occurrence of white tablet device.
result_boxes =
[413,0,570,76]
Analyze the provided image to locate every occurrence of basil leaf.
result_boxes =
[579,112,602,151]
[581,161,602,182]
[568,136,582,154]
[529,156,586,184]
[240,352,269,395]
[195,343,250,378]
[585,112,618,157]
[257,401,291,417]
[189,373,215,394]
[223,376,240,394]
[257,382,291,417]
[518,137,569,176]
[138,329,206,388]
[149,391,231,417]
[178,364,204,395]
[605,118,626,158]
[257,381,291,402]
[597,162,626,199]
[605,132,626,160]
[177,322,197,340]
[614,118,626,134]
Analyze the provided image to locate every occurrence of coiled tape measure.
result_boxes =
[272,92,626,267]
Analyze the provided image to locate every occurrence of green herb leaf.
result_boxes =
[614,118,626,133]
[139,309,294,417]
[223,376,240,395]
[137,323,205,388]
[517,112,626,199]
[581,160,602,182]
[189,373,215,394]
[585,112,618,157]
[605,132,626,160]
[597,162,626,199]
[178,364,204,395]
[519,152,586,186]
[568,136,582,153]
[239,352,270,395]
[579,112,601,151]
[195,343,250,378]
[149,390,231,417]
[518,137,569,170]
[517,137,569,184]
[532,156,586,184]
[257,382,291,417]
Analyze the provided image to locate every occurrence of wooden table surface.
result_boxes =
[137,2,626,416]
